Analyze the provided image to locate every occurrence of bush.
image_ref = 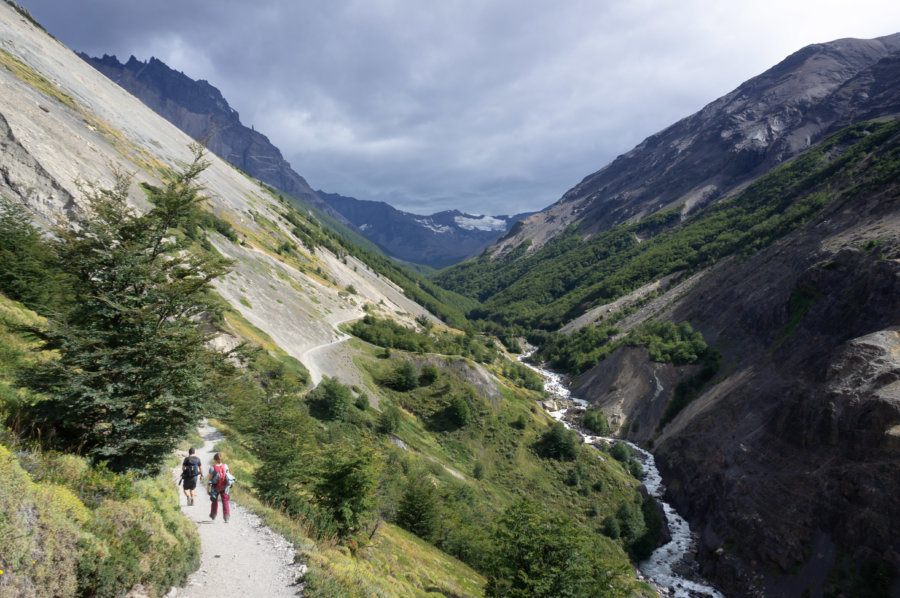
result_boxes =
[306,376,355,421]
[536,422,579,461]
[390,361,419,392]
[0,445,199,598]
[419,363,440,386]
[447,395,471,428]
[581,407,610,435]
[378,403,402,434]
[609,441,633,463]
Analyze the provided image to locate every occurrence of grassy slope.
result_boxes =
[0,293,200,598]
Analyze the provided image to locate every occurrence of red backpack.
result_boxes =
[212,463,228,492]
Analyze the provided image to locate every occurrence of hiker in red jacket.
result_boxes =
[207,452,232,522]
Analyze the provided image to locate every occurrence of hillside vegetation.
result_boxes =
[435,120,900,336]
[0,143,657,597]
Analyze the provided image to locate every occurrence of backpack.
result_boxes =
[183,457,200,479]
[212,463,232,492]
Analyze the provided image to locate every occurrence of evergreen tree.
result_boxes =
[23,148,233,472]
[485,499,628,597]
[0,197,62,312]
[314,441,381,536]
[396,473,441,542]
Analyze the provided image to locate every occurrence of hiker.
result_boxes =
[181,447,203,506]
[208,452,232,522]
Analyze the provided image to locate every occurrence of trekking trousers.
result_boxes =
[210,491,230,519]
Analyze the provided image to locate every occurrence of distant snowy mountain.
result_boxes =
[316,190,531,268]
[80,53,528,269]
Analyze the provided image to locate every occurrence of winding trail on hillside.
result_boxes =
[170,424,305,598]
[300,314,360,385]
[170,317,363,597]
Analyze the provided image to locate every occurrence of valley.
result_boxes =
[1,2,899,597]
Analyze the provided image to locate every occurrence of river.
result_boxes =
[521,356,726,598]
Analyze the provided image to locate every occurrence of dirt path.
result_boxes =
[301,314,360,386]
[170,424,305,598]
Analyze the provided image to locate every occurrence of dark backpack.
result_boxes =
[183,457,200,478]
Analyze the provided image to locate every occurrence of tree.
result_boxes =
[390,360,419,391]
[485,499,629,597]
[378,402,402,434]
[22,148,234,472]
[447,395,471,427]
[419,363,439,386]
[0,197,62,312]
[535,422,578,461]
[396,474,441,542]
[313,441,381,537]
[306,376,354,421]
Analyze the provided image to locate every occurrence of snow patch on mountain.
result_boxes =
[455,215,507,231]
[414,218,453,234]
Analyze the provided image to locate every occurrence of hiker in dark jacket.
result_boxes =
[181,447,203,506]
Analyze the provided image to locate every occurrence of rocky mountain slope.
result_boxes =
[0,5,433,382]
[80,53,527,268]
[433,31,900,597]
[492,33,900,257]
[569,120,900,596]
[79,53,336,217]
[317,189,530,268]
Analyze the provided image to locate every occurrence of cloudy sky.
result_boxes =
[17,1,900,216]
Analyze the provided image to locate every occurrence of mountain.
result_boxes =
[0,4,655,597]
[492,34,900,258]
[435,34,900,597]
[80,53,527,268]
[317,189,532,268]
[78,53,347,219]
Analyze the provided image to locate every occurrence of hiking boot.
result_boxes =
[210,513,216,521]
[223,514,229,523]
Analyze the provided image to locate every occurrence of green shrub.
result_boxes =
[610,442,633,462]
[536,422,579,461]
[307,376,355,421]
[582,407,610,435]
[378,403,402,434]
[390,361,419,392]
[0,445,198,598]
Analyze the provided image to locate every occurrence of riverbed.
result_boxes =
[521,356,726,598]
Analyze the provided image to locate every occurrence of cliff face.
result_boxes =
[492,34,900,258]
[80,53,332,213]
[572,147,900,595]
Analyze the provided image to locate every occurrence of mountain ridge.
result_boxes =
[80,52,527,268]
[490,33,900,258]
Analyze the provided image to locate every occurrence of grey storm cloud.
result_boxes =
[16,0,900,215]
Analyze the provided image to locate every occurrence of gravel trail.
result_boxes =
[169,424,305,598]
